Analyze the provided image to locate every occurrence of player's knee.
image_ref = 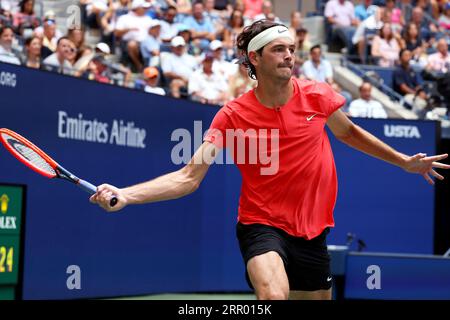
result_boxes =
[255,282,288,300]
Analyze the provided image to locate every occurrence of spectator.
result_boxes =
[159,5,181,44]
[183,1,216,52]
[165,0,192,15]
[393,48,428,113]
[288,11,303,39]
[204,0,223,36]
[228,61,257,99]
[188,51,228,104]
[348,82,388,118]
[140,19,162,67]
[22,35,41,69]
[302,45,334,84]
[352,4,383,63]
[385,0,404,33]
[13,0,40,37]
[354,0,373,22]
[86,54,112,84]
[293,27,311,77]
[223,9,244,60]
[438,2,450,31]
[115,0,153,71]
[100,0,131,40]
[142,66,166,95]
[42,36,74,74]
[325,0,359,53]
[426,38,450,74]
[34,11,63,58]
[161,35,197,98]
[401,23,426,58]
[414,0,440,20]
[0,0,18,14]
[80,0,109,29]
[302,45,352,108]
[411,6,439,42]
[371,22,402,67]
[243,0,263,21]
[253,1,280,23]
[209,39,236,78]
[177,24,196,55]
[67,26,92,61]
[0,25,21,65]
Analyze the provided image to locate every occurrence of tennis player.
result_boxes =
[90,20,450,300]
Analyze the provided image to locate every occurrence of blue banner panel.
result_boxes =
[0,63,438,299]
[345,252,450,299]
[327,119,437,254]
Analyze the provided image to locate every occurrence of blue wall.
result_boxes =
[0,63,438,299]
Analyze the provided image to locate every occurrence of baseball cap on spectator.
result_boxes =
[44,10,56,24]
[171,36,186,47]
[131,0,151,10]
[96,42,111,54]
[148,19,161,29]
[209,40,223,51]
[144,66,159,79]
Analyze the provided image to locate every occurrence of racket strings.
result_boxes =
[1,132,56,176]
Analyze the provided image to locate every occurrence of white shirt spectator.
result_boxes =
[159,20,181,41]
[188,68,228,102]
[0,0,18,13]
[302,59,333,83]
[427,52,450,73]
[115,12,153,42]
[348,99,388,118]
[0,45,20,65]
[161,52,197,80]
[324,0,356,27]
[86,0,109,15]
[43,53,73,74]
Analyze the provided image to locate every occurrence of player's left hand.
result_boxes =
[402,153,450,185]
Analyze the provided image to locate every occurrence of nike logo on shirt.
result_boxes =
[306,114,317,121]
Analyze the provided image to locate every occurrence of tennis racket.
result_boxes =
[0,128,117,207]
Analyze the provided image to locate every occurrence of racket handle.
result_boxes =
[78,179,97,194]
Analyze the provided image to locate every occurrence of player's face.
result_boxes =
[256,38,295,81]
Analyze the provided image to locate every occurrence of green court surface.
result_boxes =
[112,293,256,300]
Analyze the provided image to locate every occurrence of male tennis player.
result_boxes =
[90,20,450,300]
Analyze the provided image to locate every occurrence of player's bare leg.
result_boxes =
[247,251,289,300]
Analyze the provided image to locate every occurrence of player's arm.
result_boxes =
[90,141,219,212]
[326,109,450,184]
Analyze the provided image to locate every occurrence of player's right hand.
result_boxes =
[90,184,127,212]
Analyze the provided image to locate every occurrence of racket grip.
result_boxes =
[79,180,118,207]
[78,179,97,194]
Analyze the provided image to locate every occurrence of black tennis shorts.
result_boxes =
[236,222,332,292]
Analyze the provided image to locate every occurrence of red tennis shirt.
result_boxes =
[203,78,346,240]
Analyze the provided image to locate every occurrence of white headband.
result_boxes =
[247,25,294,53]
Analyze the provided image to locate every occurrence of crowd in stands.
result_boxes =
[325,0,449,120]
[0,0,449,121]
